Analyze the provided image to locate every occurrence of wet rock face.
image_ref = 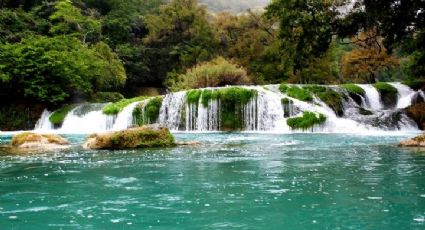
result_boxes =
[83,124,175,150]
[399,134,425,147]
[9,132,70,152]
[406,103,425,130]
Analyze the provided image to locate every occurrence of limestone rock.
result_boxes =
[399,134,425,147]
[9,132,70,152]
[83,124,175,150]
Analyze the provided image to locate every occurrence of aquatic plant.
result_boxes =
[287,112,326,130]
[102,96,147,115]
[49,104,77,126]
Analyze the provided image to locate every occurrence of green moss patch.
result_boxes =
[133,97,163,126]
[102,96,148,115]
[402,79,425,91]
[373,82,398,108]
[315,89,344,117]
[186,90,203,104]
[84,126,175,149]
[49,104,77,126]
[341,84,365,96]
[287,112,326,131]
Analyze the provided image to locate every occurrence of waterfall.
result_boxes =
[112,102,141,131]
[33,83,421,133]
[60,104,112,133]
[358,84,383,110]
[159,91,186,131]
[35,110,53,131]
[390,82,416,109]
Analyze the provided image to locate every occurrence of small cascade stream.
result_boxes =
[358,84,383,110]
[33,83,421,134]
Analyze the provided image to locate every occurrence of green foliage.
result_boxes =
[102,96,147,115]
[170,57,252,91]
[145,0,219,75]
[90,92,125,103]
[133,97,163,126]
[49,105,77,126]
[266,0,340,76]
[341,84,365,96]
[0,35,126,104]
[287,112,326,131]
[279,83,289,93]
[219,87,257,130]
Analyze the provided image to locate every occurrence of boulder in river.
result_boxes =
[10,132,70,152]
[83,124,175,150]
[399,134,425,147]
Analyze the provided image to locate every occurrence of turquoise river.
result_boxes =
[1,133,425,229]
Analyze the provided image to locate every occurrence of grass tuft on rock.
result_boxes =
[287,112,326,130]
[49,104,77,126]
[102,96,148,115]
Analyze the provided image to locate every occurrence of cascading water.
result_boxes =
[358,84,383,110]
[34,110,53,131]
[390,82,416,109]
[60,104,112,133]
[34,83,421,134]
[112,102,141,131]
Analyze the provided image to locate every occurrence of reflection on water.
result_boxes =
[0,133,425,229]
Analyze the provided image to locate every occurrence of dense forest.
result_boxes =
[0,0,424,130]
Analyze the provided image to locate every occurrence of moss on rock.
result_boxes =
[402,79,425,91]
[102,96,148,115]
[133,97,163,126]
[90,92,125,103]
[287,112,326,131]
[373,82,398,108]
[83,125,175,150]
[49,105,77,126]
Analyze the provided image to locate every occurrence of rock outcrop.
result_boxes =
[399,134,425,147]
[10,132,70,152]
[406,102,425,130]
[83,124,175,150]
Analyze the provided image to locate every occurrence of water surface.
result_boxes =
[1,133,425,229]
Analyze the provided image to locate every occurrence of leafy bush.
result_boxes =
[170,57,252,91]
[49,105,77,126]
[103,96,147,115]
[287,112,326,130]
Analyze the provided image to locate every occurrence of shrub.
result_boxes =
[170,57,252,91]
[287,112,326,130]
[49,104,77,126]
[102,96,147,115]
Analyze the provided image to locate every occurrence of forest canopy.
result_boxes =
[0,0,424,106]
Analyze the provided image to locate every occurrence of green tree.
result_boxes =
[0,35,126,104]
[266,0,342,81]
[144,0,219,81]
